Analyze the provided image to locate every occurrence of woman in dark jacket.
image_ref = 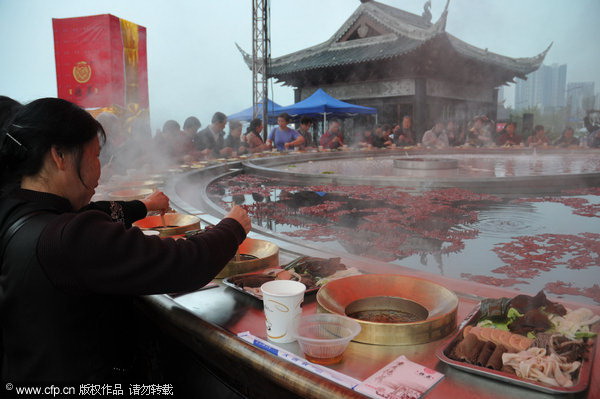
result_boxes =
[0,98,251,382]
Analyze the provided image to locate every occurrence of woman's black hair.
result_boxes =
[300,116,313,125]
[246,118,263,134]
[162,120,180,134]
[0,96,22,131]
[0,97,105,188]
[183,116,201,131]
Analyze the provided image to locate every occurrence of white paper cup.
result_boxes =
[261,280,306,343]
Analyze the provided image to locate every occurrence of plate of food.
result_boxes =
[436,290,599,394]
[223,256,362,299]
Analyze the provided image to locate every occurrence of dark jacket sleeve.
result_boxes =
[80,200,147,228]
[37,210,246,295]
[192,130,202,151]
[193,128,214,151]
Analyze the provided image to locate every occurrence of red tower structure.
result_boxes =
[52,14,149,117]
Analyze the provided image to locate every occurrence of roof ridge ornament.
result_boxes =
[235,42,252,68]
[538,42,553,59]
[422,0,432,23]
[433,0,450,32]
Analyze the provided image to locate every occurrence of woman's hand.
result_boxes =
[141,191,170,213]
[225,205,252,234]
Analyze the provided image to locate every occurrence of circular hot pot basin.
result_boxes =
[108,188,153,201]
[317,274,458,345]
[133,213,201,237]
[216,238,279,278]
[113,179,162,190]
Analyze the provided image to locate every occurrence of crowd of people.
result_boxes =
[356,115,598,151]
[150,111,600,169]
[78,106,600,182]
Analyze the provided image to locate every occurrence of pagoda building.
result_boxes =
[239,0,550,137]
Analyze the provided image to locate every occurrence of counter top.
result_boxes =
[139,276,598,399]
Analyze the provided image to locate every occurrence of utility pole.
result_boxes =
[252,0,270,140]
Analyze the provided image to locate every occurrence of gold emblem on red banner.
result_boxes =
[73,61,92,83]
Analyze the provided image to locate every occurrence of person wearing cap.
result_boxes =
[421,121,449,149]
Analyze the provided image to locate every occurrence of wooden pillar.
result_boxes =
[294,87,302,104]
[413,78,427,142]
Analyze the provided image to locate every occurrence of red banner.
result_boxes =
[52,14,148,110]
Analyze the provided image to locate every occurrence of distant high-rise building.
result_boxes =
[496,86,510,120]
[514,63,567,112]
[567,82,595,121]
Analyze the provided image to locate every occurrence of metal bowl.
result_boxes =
[317,274,458,345]
[216,238,279,278]
[133,213,201,237]
[108,188,153,201]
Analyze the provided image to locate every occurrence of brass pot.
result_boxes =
[133,213,201,237]
[216,238,279,278]
[114,179,162,190]
[317,274,458,345]
[108,188,153,201]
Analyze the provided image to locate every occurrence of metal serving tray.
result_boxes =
[436,304,597,395]
[222,269,321,300]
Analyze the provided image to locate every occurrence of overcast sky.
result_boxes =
[1,0,599,131]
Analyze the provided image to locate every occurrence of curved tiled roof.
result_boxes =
[268,34,429,75]
[238,1,549,80]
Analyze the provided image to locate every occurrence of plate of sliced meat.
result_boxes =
[222,256,362,300]
[436,290,599,394]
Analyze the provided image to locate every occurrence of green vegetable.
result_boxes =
[477,319,509,331]
[575,331,597,339]
[507,307,523,321]
[477,307,524,331]
[527,332,536,339]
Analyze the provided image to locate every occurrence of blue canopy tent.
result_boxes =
[277,88,377,125]
[227,99,283,122]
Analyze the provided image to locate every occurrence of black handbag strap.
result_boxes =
[0,209,45,376]
[0,210,48,266]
